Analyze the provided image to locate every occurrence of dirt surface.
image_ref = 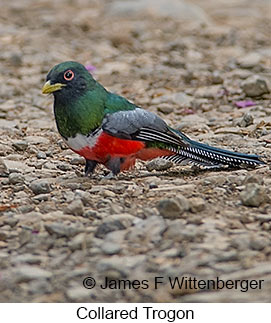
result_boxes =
[0,0,271,302]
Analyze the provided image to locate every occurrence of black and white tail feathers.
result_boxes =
[162,131,265,169]
[102,108,265,170]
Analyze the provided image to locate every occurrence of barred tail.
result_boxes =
[163,137,265,169]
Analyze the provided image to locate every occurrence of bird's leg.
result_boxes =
[105,157,121,175]
[84,159,98,177]
[105,157,125,176]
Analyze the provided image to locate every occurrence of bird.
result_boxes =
[42,61,265,177]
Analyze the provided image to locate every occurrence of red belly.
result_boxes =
[75,132,174,170]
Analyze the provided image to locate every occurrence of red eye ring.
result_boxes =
[64,70,74,81]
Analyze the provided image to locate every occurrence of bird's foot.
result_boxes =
[84,159,97,177]
[103,171,116,180]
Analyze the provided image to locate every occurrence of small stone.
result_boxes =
[101,241,121,255]
[240,183,268,207]
[149,183,158,189]
[14,266,52,282]
[57,163,71,171]
[146,158,172,172]
[45,222,83,237]
[237,113,254,127]
[68,233,87,251]
[70,156,85,165]
[97,255,146,276]
[66,286,90,301]
[189,197,205,213]
[65,199,84,216]
[102,190,116,198]
[218,105,232,113]
[4,217,19,227]
[24,136,50,145]
[12,141,28,151]
[241,75,270,97]
[111,184,127,194]
[152,92,193,106]
[32,194,49,202]
[243,174,264,185]
[36,151,47,159]
[30,179,52,195]
[164,220,203,242]
[157,195,189,219]
[211,71,223,84]
[194,85,221,99]
[0,158,8,176]
[8,172,24,184]
[238,53,261,69]
[250,236,269,251]
[9,53,22,66]
[0,231,8,241]
[74,190,92,206]
[3,160,34,172]
[157,103,174,114]
[95,221,126,238]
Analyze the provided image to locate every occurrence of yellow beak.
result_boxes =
[42,80,66,94]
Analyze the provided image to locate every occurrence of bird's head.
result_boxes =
[42,61,94,102]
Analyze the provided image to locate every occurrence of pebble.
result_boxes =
[3,217,19,228]
[70,156,85,165]
[97,255,146,275]
[3,159,33,173]
[29,179,52,195]
[102,189,116,198]
[211,71,223,84]
[12,140,28,151]
[36,151,47,159]
[146,158,172,172]
[57,163,71,171]
[240,183,268,207]
[238,53,261,69]
[95,221,126,239]
[157,103,173,114]
[250,236,269,251]
[242,174,264,185]
[14,266,52,282]
[189,197,205,213]
[101,241,122,255]
[66,286,90,301]
[164,221,203,242]
[0,231,8,241]
[0,158,8,176]
[65,199,84,216]
[237,113,254,127]
[127,216,166,244]
[104,213,136,228]
[8,172,24,184]
[24,136,50,145]
[32,194,50,202]
[74,190,92,206]
[194,85,221,99]
[45,222,83,238]
[241,75,270,97]
[68,233,87,251]
[157,198,186,219]
[152,92,193,106]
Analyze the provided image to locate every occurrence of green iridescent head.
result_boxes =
[42,61,96,104]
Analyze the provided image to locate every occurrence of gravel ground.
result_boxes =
[0,0,271,302]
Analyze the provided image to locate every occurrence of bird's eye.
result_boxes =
[64,70,74,81]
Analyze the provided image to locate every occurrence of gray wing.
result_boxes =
[102,108,188,147]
